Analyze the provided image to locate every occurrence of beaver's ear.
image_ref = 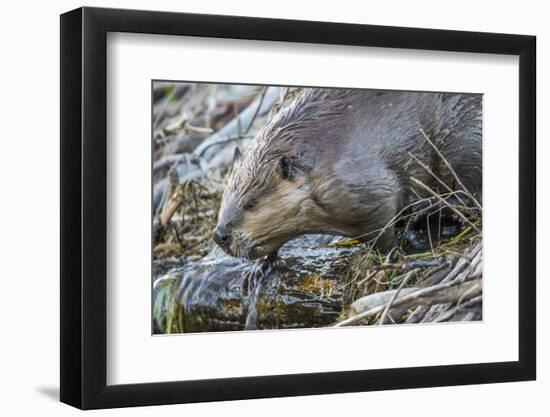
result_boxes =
[279,156,296,181]
[233,146,242,162]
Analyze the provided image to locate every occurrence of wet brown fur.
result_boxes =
[217,88,482,259]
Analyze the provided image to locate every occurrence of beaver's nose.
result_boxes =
[213,226,232,248]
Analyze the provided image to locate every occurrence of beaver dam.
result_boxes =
[152,82,482,333]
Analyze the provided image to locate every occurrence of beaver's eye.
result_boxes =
[244,199,256,211]
[279,156,295,181]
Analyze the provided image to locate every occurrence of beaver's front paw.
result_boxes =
[241,255,277,295]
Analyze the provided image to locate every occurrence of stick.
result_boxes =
[433,295,482,323]
[245,87,267,135]
[407,151,467,207]
[194,87,280,160]
[419,128,482,210]
[410,177,481,234]
[334,278,481,327]
[378,270,416,325]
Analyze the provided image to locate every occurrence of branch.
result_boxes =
[419,128,482,210]
[410,177,481,234]
[335,278,482,327]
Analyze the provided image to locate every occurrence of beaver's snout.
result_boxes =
[213,225,232,251]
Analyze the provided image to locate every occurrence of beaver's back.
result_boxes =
[298,89,481,244]
[310,89,482,207]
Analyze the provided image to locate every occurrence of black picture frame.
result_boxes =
[60,6,536,410]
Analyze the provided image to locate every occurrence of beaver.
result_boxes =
[213,88,482,265]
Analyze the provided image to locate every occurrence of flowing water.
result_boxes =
[244,280,262,331]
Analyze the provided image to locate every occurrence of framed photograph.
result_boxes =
[60,6,536,409]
